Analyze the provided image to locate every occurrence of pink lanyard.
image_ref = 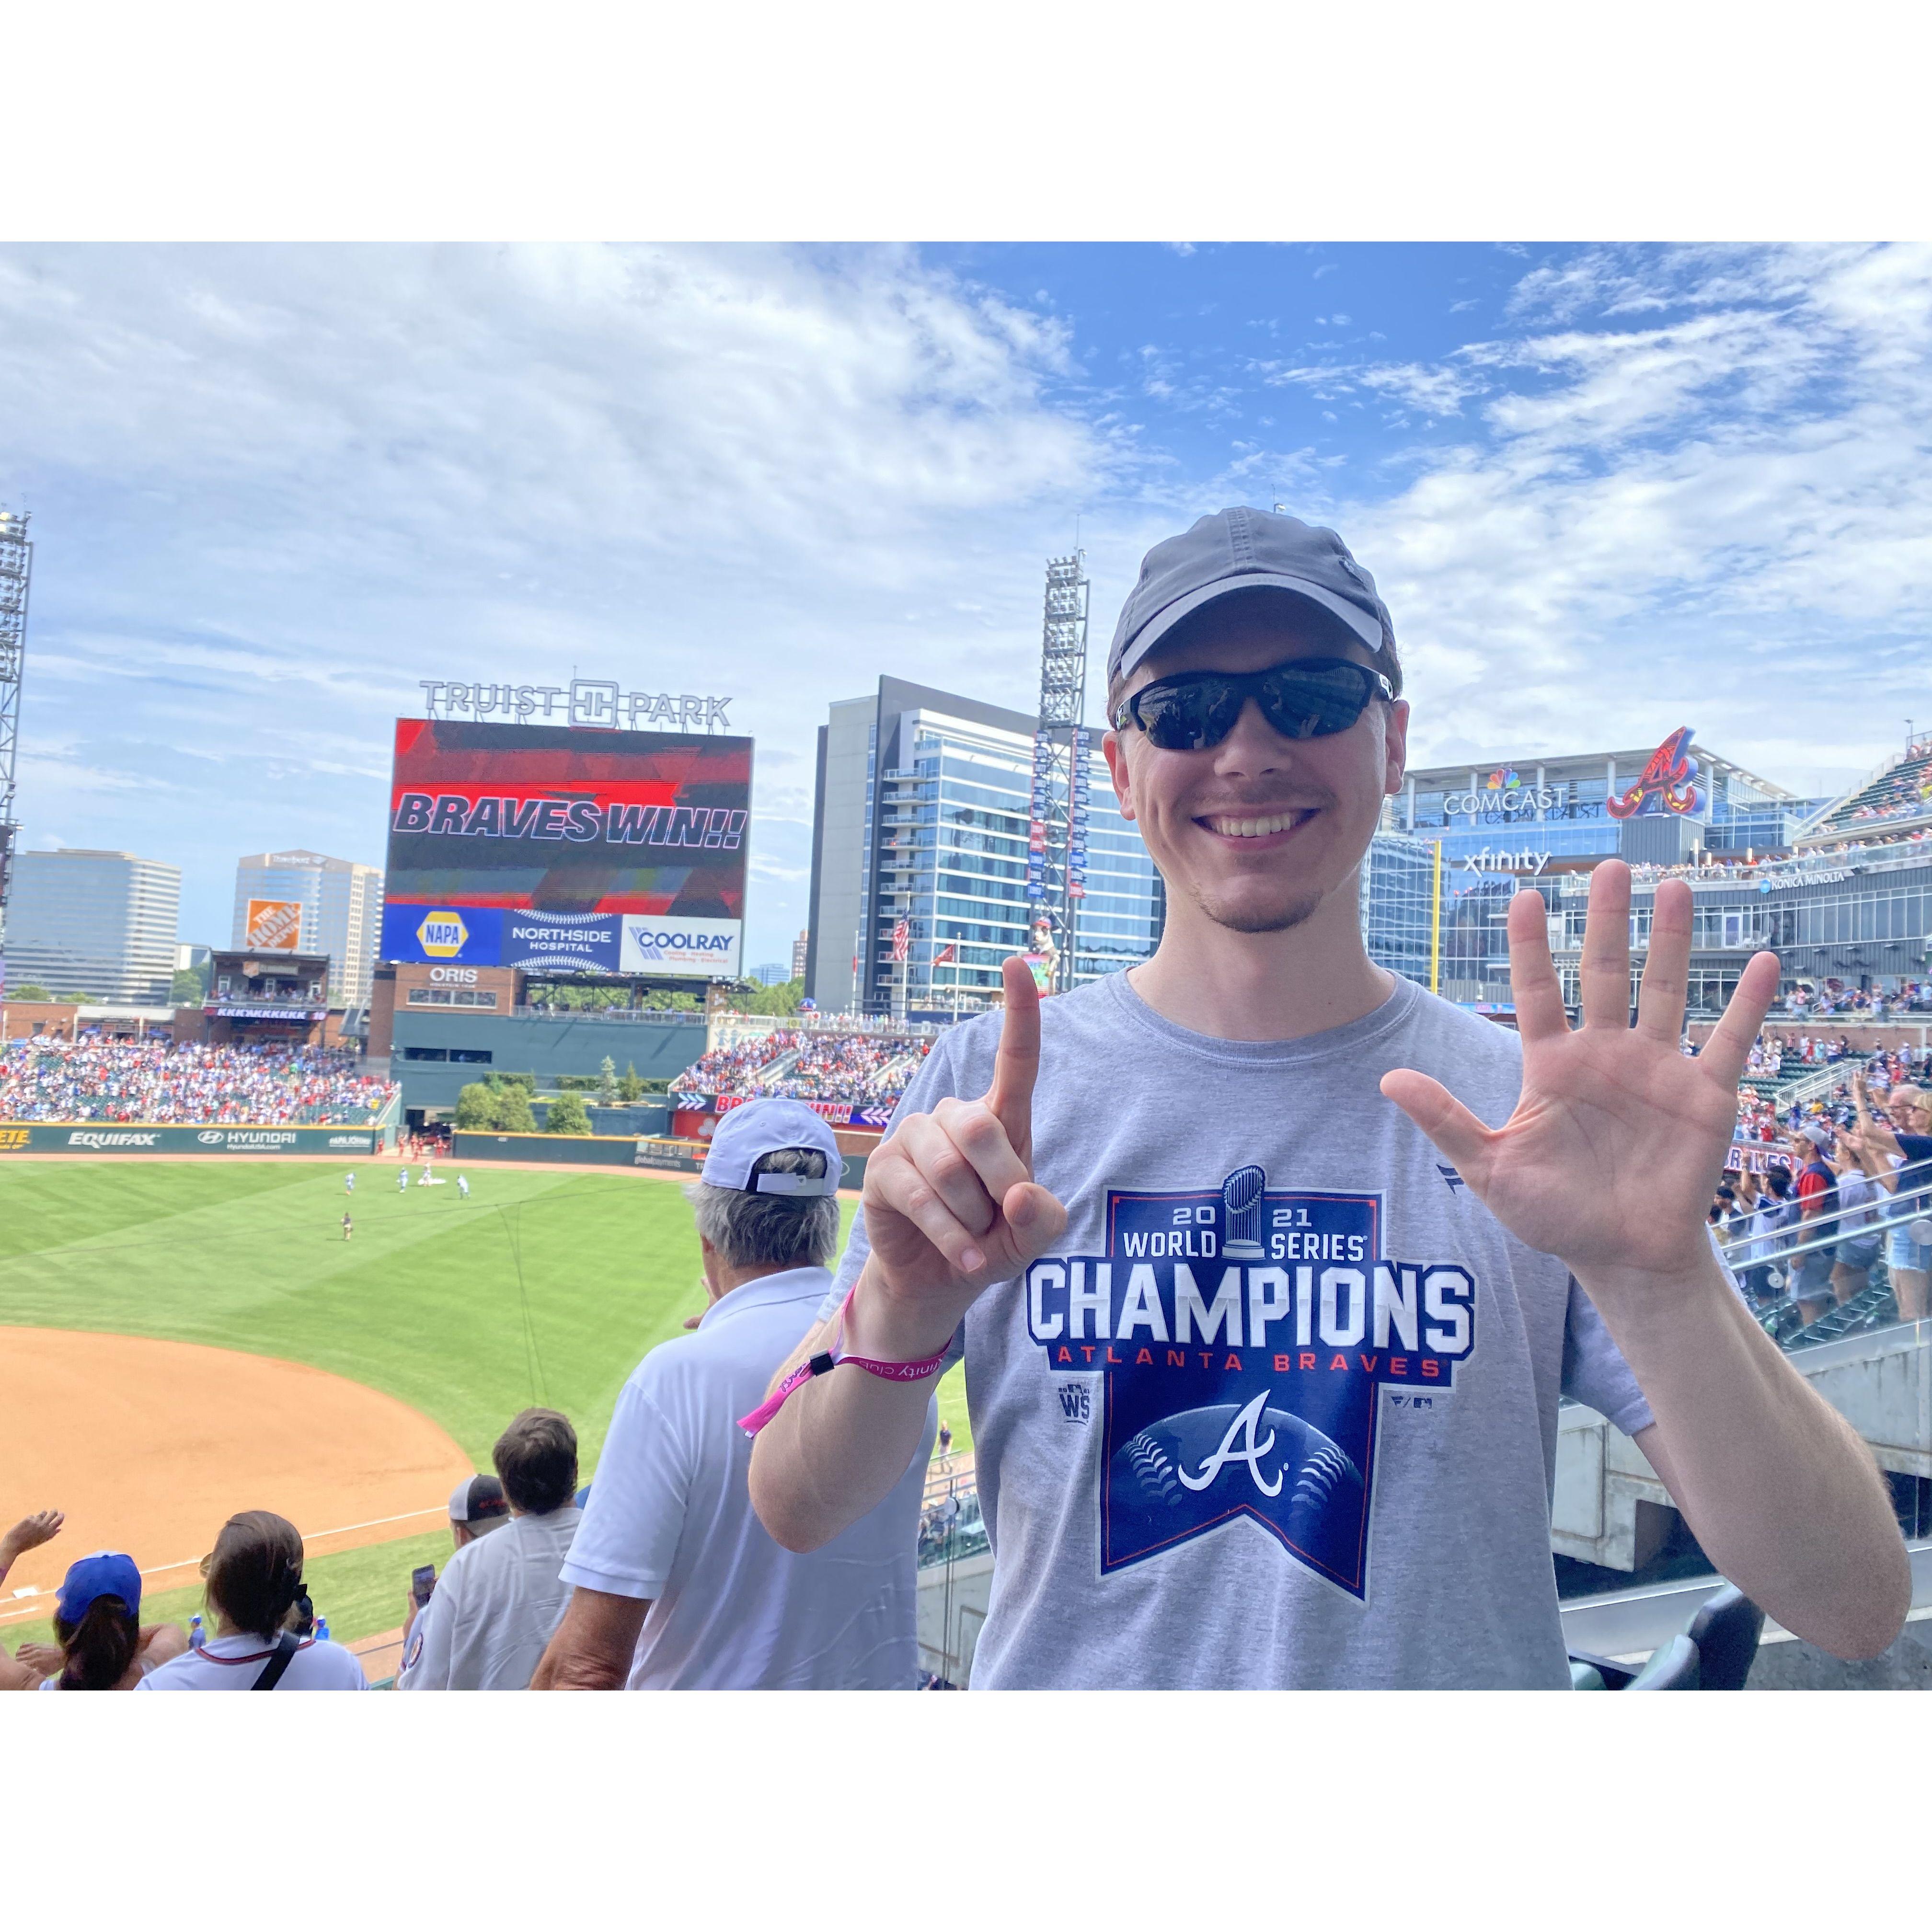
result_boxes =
[736,1287,948,1438]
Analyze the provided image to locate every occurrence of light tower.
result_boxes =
[0,508,29,983]
[1025,550,1091,992]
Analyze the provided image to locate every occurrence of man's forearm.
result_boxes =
[1577,1248,1909,1659]
[529,1587,649,1690]
[748,1350,937,1553]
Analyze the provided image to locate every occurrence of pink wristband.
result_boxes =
[736,1288,949,1437]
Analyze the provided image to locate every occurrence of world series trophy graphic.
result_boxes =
[1025,1162,1479,1592]
[1220,1163,1266,1258]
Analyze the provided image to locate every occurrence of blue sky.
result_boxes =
[3,242,1929,968]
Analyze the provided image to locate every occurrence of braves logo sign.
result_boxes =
[1606,725,1702,820]
[1026,1170,1477,1597]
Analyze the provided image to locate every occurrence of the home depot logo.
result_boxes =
[415,909,470,959]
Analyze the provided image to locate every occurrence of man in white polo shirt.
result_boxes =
[397,1409,583,1691]
[531,1098,933,1689]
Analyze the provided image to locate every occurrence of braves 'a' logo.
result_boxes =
[1026,1172,1478,1598]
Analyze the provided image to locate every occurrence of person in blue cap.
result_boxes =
[26,1551,189,1690]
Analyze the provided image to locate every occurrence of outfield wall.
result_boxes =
[0,1123,385,1155]
[449,1129,875,1185]
[452,1129,640,1167]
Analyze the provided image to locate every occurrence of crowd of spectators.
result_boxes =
[0,1038,397,1125]
[1625,825,1932,888]
[673,1027,933,1109]
[1714,1031,1932,1326]
[0,1406,584,1693]
[769,1032,928,1104]
[670,1029,803,1096]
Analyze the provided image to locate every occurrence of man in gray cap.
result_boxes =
[748,506,1908,1686]
[532,1097,933,1688]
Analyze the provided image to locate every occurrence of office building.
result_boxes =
[791,928,809,983]
[5,848,181,1002]
[1397,735,1818,875]
[806,677,1161,1017]
[231,850,383,1009]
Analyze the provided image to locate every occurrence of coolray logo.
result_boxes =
[67,1130,158,1147]
[1026,1169,1477,1597]
[416,910,470,958]
[618,915,741,977]
[0,1128,28,1151]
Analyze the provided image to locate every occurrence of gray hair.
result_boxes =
[685,1145,838,1272]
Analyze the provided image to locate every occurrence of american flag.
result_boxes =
[891,919,910,962]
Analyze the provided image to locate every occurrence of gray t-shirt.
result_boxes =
[827,969,1654,1690]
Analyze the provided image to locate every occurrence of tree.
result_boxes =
[456,1080,537,1133]
[169,968,207,1005]
[544,1091,593,1136]
[453,1081,498,1130]
[58,990,94,1005]
[747,977,804,1016]
[9,982,51,1001]
[619,1060,644,1103]
[598,1054,619,1105]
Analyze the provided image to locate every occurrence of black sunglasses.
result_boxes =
[1111,657,1395,752]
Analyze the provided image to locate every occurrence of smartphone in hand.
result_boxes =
[411,1564,437,1608]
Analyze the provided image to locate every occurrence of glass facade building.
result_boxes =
[5,848,182,1003]
[231,850,384,1010]
[807,678,1161,1017]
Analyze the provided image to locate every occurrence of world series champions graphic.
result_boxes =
[1025,1168,1479,1597]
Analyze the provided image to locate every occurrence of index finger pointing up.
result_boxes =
[986,954,1042,1162]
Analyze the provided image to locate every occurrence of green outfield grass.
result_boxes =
[0,1160,969,1657]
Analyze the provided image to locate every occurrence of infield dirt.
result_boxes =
[0,1327,472,1600]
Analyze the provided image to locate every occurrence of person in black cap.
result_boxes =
[749,506,1909,1687]
[446,1474,511,1550]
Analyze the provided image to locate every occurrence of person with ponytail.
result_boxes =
[32,1552,187,1690]
[138,1511,366,1691]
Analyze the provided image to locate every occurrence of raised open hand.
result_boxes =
[857,955,1068,1351]
[1381,861,1777,1294]
[0,1509,64,1560]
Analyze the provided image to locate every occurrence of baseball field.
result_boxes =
[0,1158,968,1659]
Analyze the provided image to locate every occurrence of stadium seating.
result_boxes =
[671,1027,933,1110]
[0,1039,398,1125]
[1813,744,1932,836]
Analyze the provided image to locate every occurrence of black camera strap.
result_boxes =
[252,1631,300,1691]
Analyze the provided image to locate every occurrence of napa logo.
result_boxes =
[1025,1167,1478,1599]
[416,909,470,959]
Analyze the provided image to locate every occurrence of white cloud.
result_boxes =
[0,244,1105,957]
[1349,244,1932,782]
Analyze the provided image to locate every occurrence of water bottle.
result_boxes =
[190,1613,205,1650]
[315,1615,330,1644]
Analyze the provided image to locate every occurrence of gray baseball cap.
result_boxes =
[1106,506,1400,696]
